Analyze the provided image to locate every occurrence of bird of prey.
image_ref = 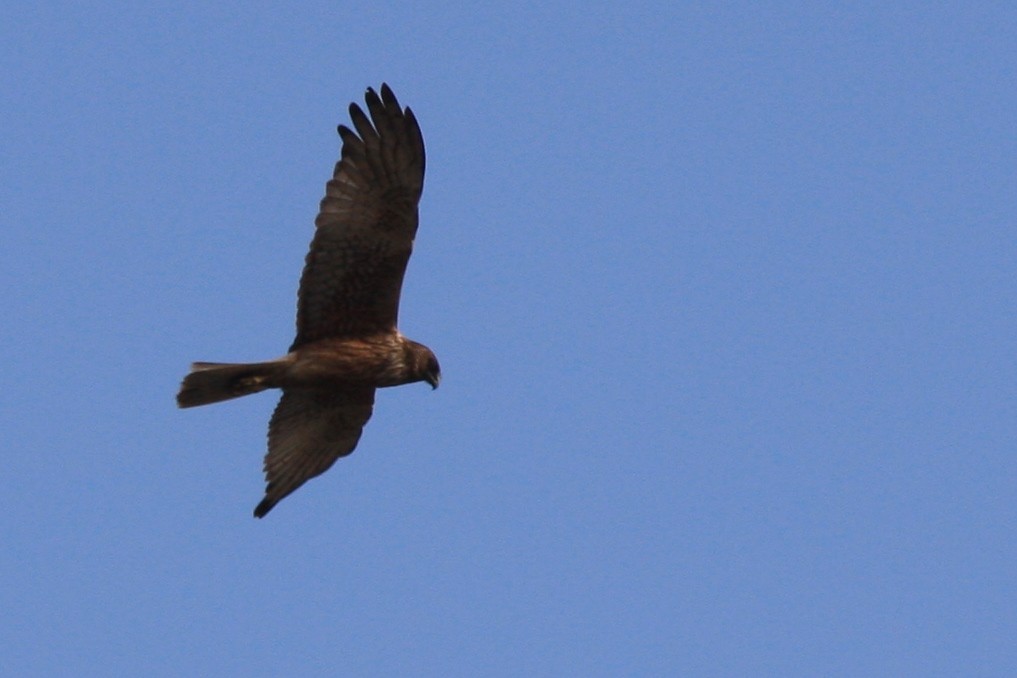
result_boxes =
[177,84,440,518]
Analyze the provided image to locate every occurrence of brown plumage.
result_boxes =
[177,84,440,518]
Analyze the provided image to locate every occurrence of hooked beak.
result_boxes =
[425,371,441,390]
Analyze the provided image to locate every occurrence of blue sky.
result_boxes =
[3,2,1015,675]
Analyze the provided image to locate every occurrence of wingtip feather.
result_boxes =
[254,498,275,518]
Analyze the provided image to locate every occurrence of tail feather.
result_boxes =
[176,360,286,408]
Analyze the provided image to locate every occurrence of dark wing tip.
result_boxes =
[336,123,357,143]
[379,83,399,108]
[253,497,275,519]
[348,101,371,127]
[365,86,381,107]
[336,84,416,140]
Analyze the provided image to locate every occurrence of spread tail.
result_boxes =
[176,360,287,408]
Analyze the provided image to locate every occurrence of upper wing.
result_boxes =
[254,386,375,518]
[291,83,426,349]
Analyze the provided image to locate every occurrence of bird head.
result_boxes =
[423,352,441,390]
[405,340,441,390]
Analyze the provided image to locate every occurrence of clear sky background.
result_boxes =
[3,2,1015,676]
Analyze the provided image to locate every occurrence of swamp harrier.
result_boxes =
[177,84,440,518]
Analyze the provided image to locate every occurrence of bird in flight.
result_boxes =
[177,84,440,518]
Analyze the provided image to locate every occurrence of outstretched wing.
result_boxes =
[291,83,426,350]
[254,387,376,518]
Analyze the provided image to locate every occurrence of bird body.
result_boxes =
[177,84,440,518]
[177,334,438,407]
